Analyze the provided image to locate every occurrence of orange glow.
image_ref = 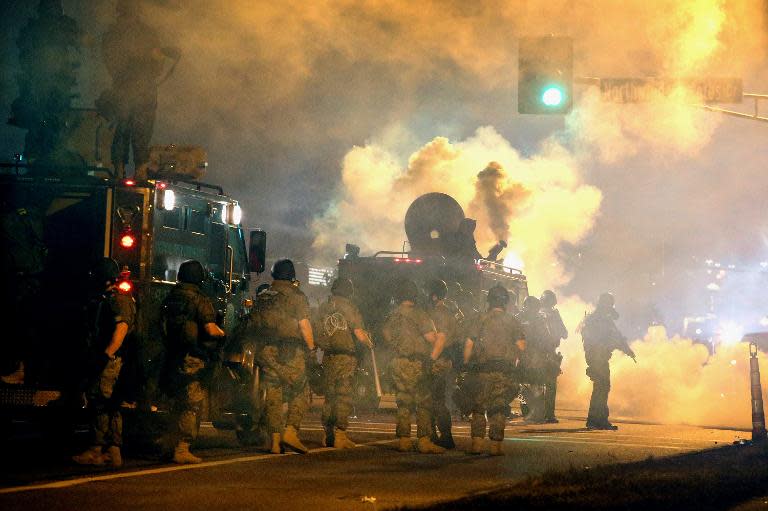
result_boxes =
[120,234,136,249]
[117,280,133,293]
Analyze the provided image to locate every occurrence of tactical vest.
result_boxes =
[315,299,356,354]
[162,287,201,357]
[250,288,299,342]
[472,311,516,366]
[385,311,430,359]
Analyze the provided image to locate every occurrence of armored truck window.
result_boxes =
[187,209,207,234]
[162,207,182,229]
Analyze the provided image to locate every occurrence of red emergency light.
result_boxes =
[156,182,167,189]
[117,267,132,293]
[123,179,135,186]
[117,280,133,293]
[120,233,137,249]
[393,257,423,264]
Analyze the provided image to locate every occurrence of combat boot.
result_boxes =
[321,425,334,447]
[270,433,282,454]
[72,446,105,465]
[106,445,123,468]
[281,425,309,454]
[173,441,202,464]
[334,428,356,449]
[397,437,413,452]
[489,440,504,456]
[436,431,456,449]
[417,436,446,454]
[469,437,485,455]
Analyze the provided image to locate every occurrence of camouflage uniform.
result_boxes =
[382,303,436,439]
[582,309,628,427]
[86,289,136,449]
[252,280,311,435]
[316,295,365,431]
[465,310,524,441]
[428,302,457,441]
[541,305,567,421]
[516,308,551,422]
[161,282,217,443]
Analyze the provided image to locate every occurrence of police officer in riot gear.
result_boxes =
[382,279,444,454]
[72,258,135,467]
[582,292,635,430]
[100,0,181,179]
[516,296,550,424]
[426,279,457,449]
[247,259,315,454]
[314,278,372,449]
[464,285,526,455]
[540,290,567,423]
[161,259,225,463]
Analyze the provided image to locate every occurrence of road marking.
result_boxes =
[0,453,292,495]
[0,425,709,495]
[0,437,397,495]
[503,436,688,450]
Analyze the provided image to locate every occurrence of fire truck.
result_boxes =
[0,160,267,444]
[336,192,530,409]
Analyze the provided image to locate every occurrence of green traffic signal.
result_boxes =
[541,86,565,107]
[517,37,573,114]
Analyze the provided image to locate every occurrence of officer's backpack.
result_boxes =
[313,299,355,353]
[472,311,516,365]
[250,288,297,341]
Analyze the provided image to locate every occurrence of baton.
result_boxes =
[369,345,383,398]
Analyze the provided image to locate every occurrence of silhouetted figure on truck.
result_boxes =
[99,0,180,179]
[10,0,82,166]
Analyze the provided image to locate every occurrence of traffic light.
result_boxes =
[518,36,573,114]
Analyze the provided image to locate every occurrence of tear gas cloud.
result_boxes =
[2,0,768,427]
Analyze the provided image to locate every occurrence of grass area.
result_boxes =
[403,441,768,511]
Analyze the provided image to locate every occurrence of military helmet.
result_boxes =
[597,292,615,310]
[427,279,448,301]
[178,260,206,285]
[540,290,557,308]
[394,279,419,304]
[91,257,120,285]
[487,285,510,308]
[523,295,541,312]
[331,277,354,298]
[271,259,296,281]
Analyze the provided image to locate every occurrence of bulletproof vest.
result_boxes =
[582,311,619,359]
[162,285,202,354]
[315,297,356,354]
[472,310,516,364]
[385,309,430,359]
[250,288,299,341]
[517,311,552,351]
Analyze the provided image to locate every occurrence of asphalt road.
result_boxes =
[0,413,749,511]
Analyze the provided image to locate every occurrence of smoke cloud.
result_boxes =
[1,0,767,427]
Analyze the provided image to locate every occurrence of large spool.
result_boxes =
[404,192,465,256]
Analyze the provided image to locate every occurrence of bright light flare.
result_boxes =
[541,86,564,107]
[117,280,133,293]
[718,321,743,346]
[503,251,525,271]
[120,234,136,249]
